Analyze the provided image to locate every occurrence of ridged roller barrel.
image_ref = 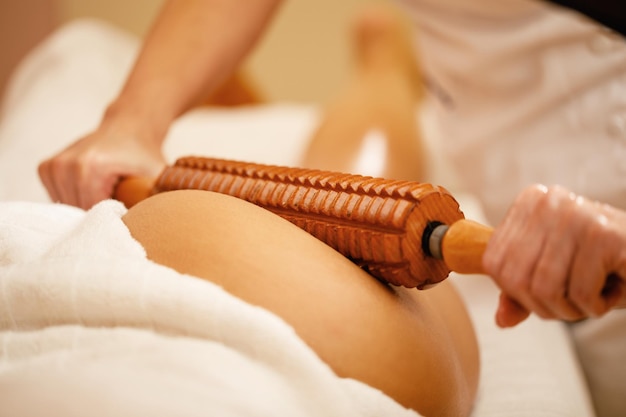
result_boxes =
[152,156,465,288]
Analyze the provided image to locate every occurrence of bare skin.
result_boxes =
[122,189,479,417]
[301,5,426,181]
[483,184,626,328]
[38,0,283,209]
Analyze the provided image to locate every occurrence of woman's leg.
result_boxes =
[301,5,427,182]
[122,190,479,417]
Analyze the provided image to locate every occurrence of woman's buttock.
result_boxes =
[122,190,479,416]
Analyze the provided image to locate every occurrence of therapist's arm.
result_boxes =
[39,0,283,209]
[482,184,626,328]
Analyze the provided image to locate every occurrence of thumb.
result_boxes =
[496,293,531,328]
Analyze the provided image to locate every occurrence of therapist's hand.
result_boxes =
[38,123,165,210]
[482,184,626,328]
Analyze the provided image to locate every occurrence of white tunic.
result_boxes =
[393,2,626,416]
[396,0,626,225]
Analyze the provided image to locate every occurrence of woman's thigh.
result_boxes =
[122,190,479,416]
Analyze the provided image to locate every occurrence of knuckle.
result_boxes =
[481,251,499,277]
[37,160,49,176]
[533,307,554,319]
[541,185,570,211]
[584,214,611,241]
[530,280,560,303]
[516,184,547,210]
[50,154,75,171]
[530,260,565,297]
[583,301,608,318]
[545,184,569,197]
[523,183,548,198]
[502,270,528,295]
[568,286,594,308]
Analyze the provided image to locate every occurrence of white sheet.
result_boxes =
[0,19,597,416]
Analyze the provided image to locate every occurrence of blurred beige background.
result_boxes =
[1,0,390,105]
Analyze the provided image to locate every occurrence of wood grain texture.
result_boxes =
[150,156,465,288]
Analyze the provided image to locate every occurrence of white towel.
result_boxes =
[0,200,419,417]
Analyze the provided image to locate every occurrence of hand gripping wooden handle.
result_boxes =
[115,156,493,288]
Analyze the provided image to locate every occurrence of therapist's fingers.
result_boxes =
[528,201,586,321]
[483,185,545,275]
[484,184,603,325]
[37,158,60,203]
[76,172,115,210]
[495,238,556,320]
[490,185,626,327]
[39,152,88,208]
[495,293,530,328]
[570,257,622,317]
[568,209,626,316]
[38,155,80,206]
[484,184,555,319]
[60,156,83,207]
[599,274,626,310]
[39,130,166,209]
[73,155,120,209]
[483,185,538,285]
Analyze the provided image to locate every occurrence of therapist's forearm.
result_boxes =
[102,0,283,144]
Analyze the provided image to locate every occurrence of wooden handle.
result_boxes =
[114,177,155,208]
[441,219,493,274]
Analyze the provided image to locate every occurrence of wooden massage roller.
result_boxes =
[115,156,493,289]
